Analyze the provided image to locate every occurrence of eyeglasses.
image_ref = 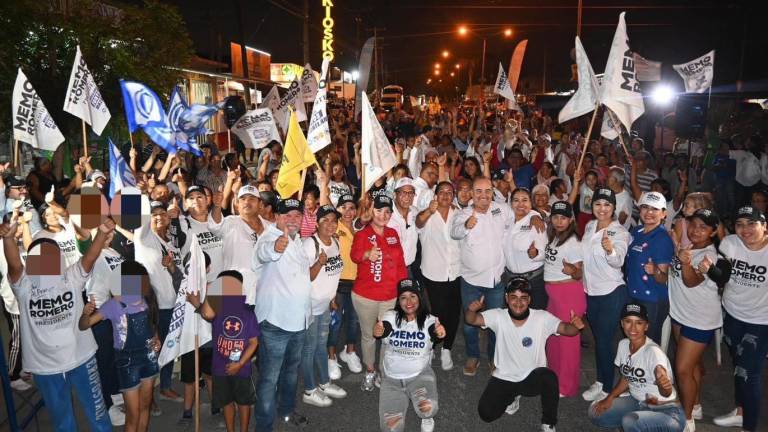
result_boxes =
[397,190,416,196]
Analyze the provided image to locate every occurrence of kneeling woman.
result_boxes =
[589,303,685,432]
[374,279,445,432]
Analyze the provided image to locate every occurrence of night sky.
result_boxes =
[162,0,765,96]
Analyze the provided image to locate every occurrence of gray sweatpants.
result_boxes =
[379,367,439,432]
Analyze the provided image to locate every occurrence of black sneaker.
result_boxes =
[280,412,308,428]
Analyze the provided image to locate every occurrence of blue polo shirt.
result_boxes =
[625,224,675,302]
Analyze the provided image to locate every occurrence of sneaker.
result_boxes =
[505,396,521,416]
[158,389,183,402]
[302,388,332,407]
[108,405,125,426]
[463,358,479,376]
[328,358,342,380]
[541,424,556,432]
[421,418,435,432]
[319,382,347,399]
[713,408,742,428]
[10,379,32,392]
[339,349,363,373]
[151,404,162,417]
[440,348,453,371]
[684,419,695,432]
[692,404,703,420]
[582,382,606,401]
[361,371,376,392]
[280,411,308,427]
[374,373,381,389]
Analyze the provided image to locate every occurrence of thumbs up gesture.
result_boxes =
[527,241,538,259]
[428,196,439,214]
[83,295,97,317]
[274,226,290,253]
[367,239,382,262]
[317,249,328,266]
[569,310,585,330]
[465,210,478,230]
[561,259,576,276]
[373,319,385,337]
[644,257,657,275]
[677,244,693,266]
[468,295,485,312]
[697,255,713,274]
[654,365,673,394]
[601,230,613,254]
[434,317,446,339]
[44,185,54,204]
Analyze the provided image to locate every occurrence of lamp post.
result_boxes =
[457,25,512,102]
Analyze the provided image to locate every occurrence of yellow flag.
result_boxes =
[276,108,317,198]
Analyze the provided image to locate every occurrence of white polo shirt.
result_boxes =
[418,208,460,282]
[388,205,419,266]
[413,177,435,212]
[581,220,630,296]
[503,211,547,274]
[451,202,512,287]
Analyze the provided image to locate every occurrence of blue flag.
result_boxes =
[108,138,136,200]
[168,86,196,154]
[120,79,176,153]
[167,87,218,156]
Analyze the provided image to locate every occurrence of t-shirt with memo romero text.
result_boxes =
[719,234,768,325]
[615,338,677,403]
[380,310,437,380]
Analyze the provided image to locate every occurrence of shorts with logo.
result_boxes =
[115,348,159,391]
[212,375,256,409]
[180,347,213,383]
[671,317,715,344]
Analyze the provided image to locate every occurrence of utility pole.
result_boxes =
[577,0,583,37]
[366,26,386,97]
[235,0,251,106]
[302,0,309,65]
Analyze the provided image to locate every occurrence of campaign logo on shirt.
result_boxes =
[28,279,75,328]
[728,258,767,286]
[196,231,222,248]
[388,328,428,351]
[522,337,533,347]
[491,208,502,216]
[104,255,125,271]
[545,244,558,262]
[325,254,343,275]
[386,236,398,245]
[619,360,648,384]
[57,238,78,255]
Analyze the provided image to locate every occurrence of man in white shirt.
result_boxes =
[465,278,585,432]
[253,198,313,431]
[413,163,439,211]
[388,178,419,271]
[607,167,633,228]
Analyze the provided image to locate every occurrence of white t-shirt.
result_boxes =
[381,310,437,380]
[209,215,269,303]
[388,206,418,266]
[0,239,24,315]
[418,208,461,282]
[134,224,178,310]
[328,181,352,207]
[578,184,595,214]
[719,235,768,325]
[581,220,630,296]
[615,190,634,229]
[615,338,677,403]
[12,263,97,374]
[85,248,124,308]
[503,211,547,274]
[481,308,561,382]
[544,236,583,282]
[303,235,343,315]
[668,245,721,330]
[32,220,82,270]
[177,215,223,283]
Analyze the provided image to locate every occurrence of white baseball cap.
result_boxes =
[638,191,666,210]
[395,177,415,191]
[237,185,260,199]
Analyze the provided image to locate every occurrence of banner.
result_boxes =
[119,80,176,153]
[274,79,307,132]
[300,63,319,103]
[108,138,136,199]
[158,238,211,367]
[361,92,397,192]
[259,85,280,112]
[559,36,599,124]
[507,39,528,93]
[276,108,317,198]
[493,63,521,111]
[63,46,111,135]
[12,69,65,152]
[633,53,661,82]
[598,12,645,133]
[673,50,715,94]
[307,58,332,153]
[231,108,281,149]
[600,108,621,140]
[355,37,376,116]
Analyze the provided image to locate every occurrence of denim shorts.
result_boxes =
[672,318,715,344]
[115,349,159,391]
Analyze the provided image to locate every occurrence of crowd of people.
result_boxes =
[0,97,767,432]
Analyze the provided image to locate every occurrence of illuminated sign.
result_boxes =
[322,0,334,62]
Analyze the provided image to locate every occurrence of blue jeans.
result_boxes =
[587,285,628,393]
[589,396,685,431]
[255,320,306,432]
[723,312,768,431]
[327,287,359,349]
[460,278,505,360]
[303,311,331,391]
[634,297,669,345]
[158,308,173,390]
[92,318,118,408]
[33,355,112,432]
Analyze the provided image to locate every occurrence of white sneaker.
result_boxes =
[361,371,376,392]
[541,424,556,432]
[713,408,743,427]
[421,418,435,432]
[302,388,332,407]
[108,405,125,426]
[319,382,347,399]
[582,382,607,401]
[328,358,342,380]
[505,395,521,415]
[339,348,363,373]
[440,348,453,371]
[692,404,703,420]
[10,379,32,392]
[684,419,695,432]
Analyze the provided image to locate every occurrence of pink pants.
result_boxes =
[545,280,587,397]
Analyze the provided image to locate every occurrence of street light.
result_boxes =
[435,62,441,69]
[351,70,359,81]
[457,25,513,91]
[458,25,468,36]
[442,50,450,58]
[455,63,460,69]
[504,28,513,37]
[434,69,440,76]
[450,72,455,77]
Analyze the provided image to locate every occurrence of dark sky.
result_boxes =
[165,0,765,96]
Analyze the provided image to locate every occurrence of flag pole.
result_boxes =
[13,140,20,172]
[299,168,308,199]
[576,104,601,171]
[194,329,200,432]
[606,109,631,159]
[81,120,89,158]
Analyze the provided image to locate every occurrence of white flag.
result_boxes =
[673,50,715,94]
[274,79,307,132]
[633,53,661,82]
[493,63,520,110]
[12,69,65,151]
[259,85,280,112]
[559,37,599,124]
[300,63,319,103]
[307,58,331,153]
[231,108,282,150]
[63,46,111,135]
[600,108,621,140]
[599,12,645,132]
[158,238,211,367]
[361,92,397,192]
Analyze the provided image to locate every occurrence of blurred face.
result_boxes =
[436,184,454,207]
[8,185,27,200]
[639,205,665,227]
[597,155,608,167]
[734,219,767,248]
[464,159,479,176]
[422,165,438,186]
[621,316,648,340]
[592,199,614,221]
[511,191,532,217]
[395,186,415,209]
[186,191,207,213]
[533,190,549,209]
[210,156,222,169]
[456,181,472,204]
[269,171,279,187]
[278,210,303,236]
[752,193,768,213]
[472,178,493,211]
[372,207,392,227]
[686,218,715,246]
[339,202,357,221]
[540,164,553,177]
[507,153,523,170]
[551,214,572,233]
[393,167,408,180]
[151,208,169,231]
[303,192,318,211]
[682,198,699,217]
[237,194,262,217]
[42,207,60,228]
[635,154,647,170]
[505,290,531,317]
[317,214,339,237]
[26,243,62,276]
[151,185,170,203]
[38,159,52,173]
[398,291,420,317]
[331,163,345,181]
[425,152,438,165]
[257,183,272,193]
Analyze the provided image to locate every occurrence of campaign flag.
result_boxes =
[673,50,715,94]
[108,138,136,199]
[507,39,528,93]
[276,108,317,198]
[355,37,376,116]
[361,92,397,192]
[274,78,307,132]
[633,53,662,82]
[12,69,65,151]
[598,12,645,133]
[177,102,221,151]
[493,63,515,100]
[307,58,332,153]
[559,36,600,123]
[167,87,198,156]
[300,63,319,103]
[63,46,111,135]
[158,238,211,367]
[259,85,280,112]
[119,80,176,153]
[231,108,281,149]
[600,108,621,140]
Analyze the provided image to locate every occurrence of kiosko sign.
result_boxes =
[322,0,334,61]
